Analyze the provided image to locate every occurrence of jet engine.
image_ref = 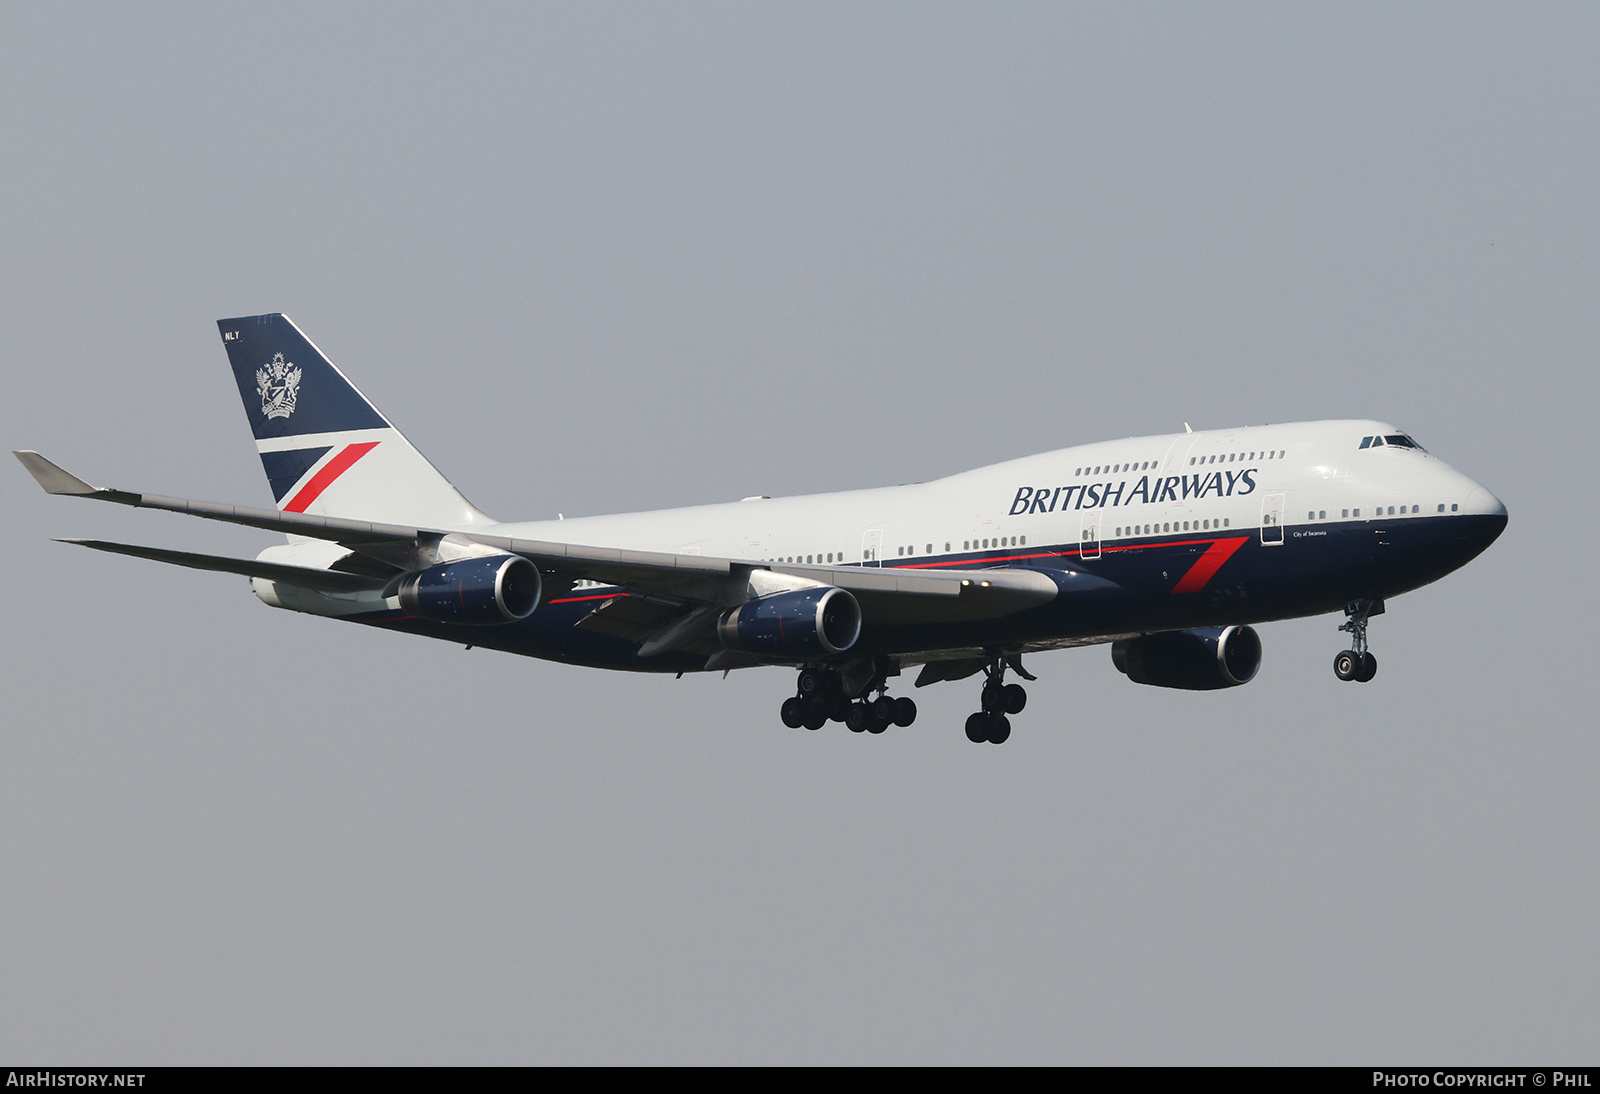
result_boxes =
[718,586,862,659]
[397,554,541,625]
[1111,625,1262,690]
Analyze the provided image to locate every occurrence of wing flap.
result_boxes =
[842,566,1062,622]
[467,533,733,582]
[574,595,684,641]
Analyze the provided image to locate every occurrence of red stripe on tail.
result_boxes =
[283,441,380,513]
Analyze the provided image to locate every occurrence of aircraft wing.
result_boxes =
[16,450,1064,622]
[15,450,429,543]
[56,538,389,594]
[466,528,1059,614]
[15,448,732,577]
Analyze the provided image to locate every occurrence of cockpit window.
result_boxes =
[1359,434,1426,451]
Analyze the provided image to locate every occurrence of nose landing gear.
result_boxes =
[1334,598,1383,683]
[1333,649,1376,682]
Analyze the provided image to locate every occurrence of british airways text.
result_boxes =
[1008,469,1259,516]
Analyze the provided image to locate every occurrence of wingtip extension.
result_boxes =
[13,450,99,495]
[15,451,141,505]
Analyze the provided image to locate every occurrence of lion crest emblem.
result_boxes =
[255,353,302,420]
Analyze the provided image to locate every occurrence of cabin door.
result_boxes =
[861,528,884,567]
[1079,511,1102,560]
[1260,493,1285,546]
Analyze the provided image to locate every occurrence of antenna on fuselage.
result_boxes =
[1184,422,1193,433]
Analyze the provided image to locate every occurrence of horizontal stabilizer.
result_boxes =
[57,539,388,593]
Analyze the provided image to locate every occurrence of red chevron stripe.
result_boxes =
[1170,536,1249,594]
[283,441,380,513]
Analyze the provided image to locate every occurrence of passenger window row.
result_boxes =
[1113,518,1231,537]
[960,536,1026,551]
[1074,447,1291,476]
[1075,461,1153,476]
[1189,450,1283,466]
[1333,504,1459,519]
[769,494,1466,564]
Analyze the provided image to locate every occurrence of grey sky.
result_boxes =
[2,3,1596,1063]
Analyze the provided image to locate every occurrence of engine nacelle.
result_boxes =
[398,555,541,625]
[1111,625,1262,690]
[717,587,862,659]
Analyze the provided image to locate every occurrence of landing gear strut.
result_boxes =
[965,653,1027,744]
[1334,598,1383,683]
[779,665,916,733]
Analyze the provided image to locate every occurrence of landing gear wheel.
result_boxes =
[1335,598,1384,685]
[846,704,869,733]
[1334,650,1359,681]
[796,668,827,698]
[802,697,829,730]
[975,653,1028,739]
[891,696,917,727]
[987,714,1011,744]
[780,696,806,728]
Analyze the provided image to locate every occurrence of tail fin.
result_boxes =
[217,314,493,529]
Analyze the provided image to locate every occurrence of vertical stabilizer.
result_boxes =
[217,314,493,529]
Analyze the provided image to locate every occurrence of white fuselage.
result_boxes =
[484,420,1503,563]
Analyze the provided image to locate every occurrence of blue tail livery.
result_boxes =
[217,314,492,529]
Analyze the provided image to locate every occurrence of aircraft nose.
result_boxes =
[1464,485,1509,551]
[1467,485,1508,520]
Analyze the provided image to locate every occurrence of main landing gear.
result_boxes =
[964,654,1028,745]
[1334,598,1383,683]
[779,666,916,734]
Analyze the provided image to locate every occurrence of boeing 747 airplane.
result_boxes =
[17,314,1508,743]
